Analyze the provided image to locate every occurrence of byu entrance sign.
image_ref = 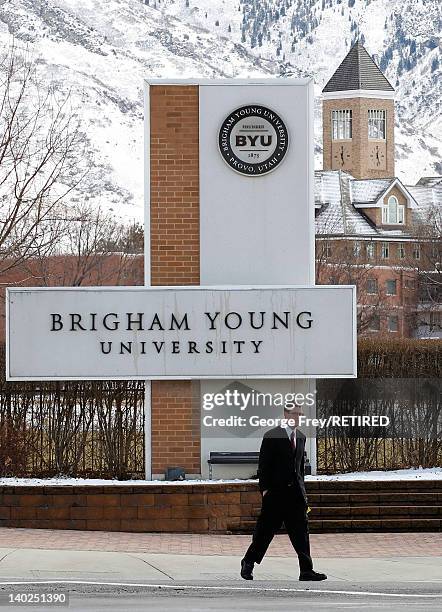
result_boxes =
[6,78,357,478]
[6,286,356,381]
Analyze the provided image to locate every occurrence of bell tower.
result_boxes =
[322,41,395,179]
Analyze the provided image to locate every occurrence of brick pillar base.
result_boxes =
[151,381,200,476]
[149,85,201,476]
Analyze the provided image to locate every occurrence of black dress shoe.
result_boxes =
[240,558,254,580]
[299,570,327,581]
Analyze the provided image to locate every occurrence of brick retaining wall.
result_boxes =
[0,480,440,533]
[0,483,255,533]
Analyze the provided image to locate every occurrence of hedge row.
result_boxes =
[357,338,441,378]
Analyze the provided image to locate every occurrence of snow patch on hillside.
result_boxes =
[0,0,440,220]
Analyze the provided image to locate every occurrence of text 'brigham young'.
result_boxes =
[50,311,313,332]
[49,310,313,356]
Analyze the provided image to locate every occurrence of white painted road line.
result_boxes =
[0,581,440,598]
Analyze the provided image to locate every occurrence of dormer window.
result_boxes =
[332,110,352,140]
[382,195,404,225]
[368,110,386,139]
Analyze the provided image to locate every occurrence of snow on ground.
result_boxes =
[306,467,442,481]
[1,467,441,487]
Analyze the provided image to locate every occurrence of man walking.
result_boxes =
[241,406,327,581]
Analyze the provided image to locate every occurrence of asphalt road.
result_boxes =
[1,581,441,612]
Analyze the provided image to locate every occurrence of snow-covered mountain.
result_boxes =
[0,0,440,221]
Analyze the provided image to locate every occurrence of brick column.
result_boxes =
[149,85,201,476]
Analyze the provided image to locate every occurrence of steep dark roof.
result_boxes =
[323,41,394,93]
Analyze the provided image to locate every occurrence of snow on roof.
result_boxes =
[350,178,394,205]
[315,169,342,204]
[407,183,442,225]
[315,171,345,234]
[407,185,437,208]
[416,177,442,187]
[315,171,377,236]
[315,170,441,237]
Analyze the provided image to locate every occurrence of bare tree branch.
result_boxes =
[0,40,87,276]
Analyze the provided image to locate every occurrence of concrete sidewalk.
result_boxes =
[0,546,441,584]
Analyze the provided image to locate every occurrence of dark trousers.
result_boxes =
[244,486,313,572]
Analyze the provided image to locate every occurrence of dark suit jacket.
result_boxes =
[257,426,307,503]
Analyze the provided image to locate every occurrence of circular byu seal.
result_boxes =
[218,104,289,176]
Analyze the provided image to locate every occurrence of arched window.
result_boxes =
[382,195,404,224]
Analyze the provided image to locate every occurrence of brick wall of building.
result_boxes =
[323,97,395,179]
[316,237,419,337]
[149,85,201,476]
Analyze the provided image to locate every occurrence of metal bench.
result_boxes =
[207,451,259,479]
